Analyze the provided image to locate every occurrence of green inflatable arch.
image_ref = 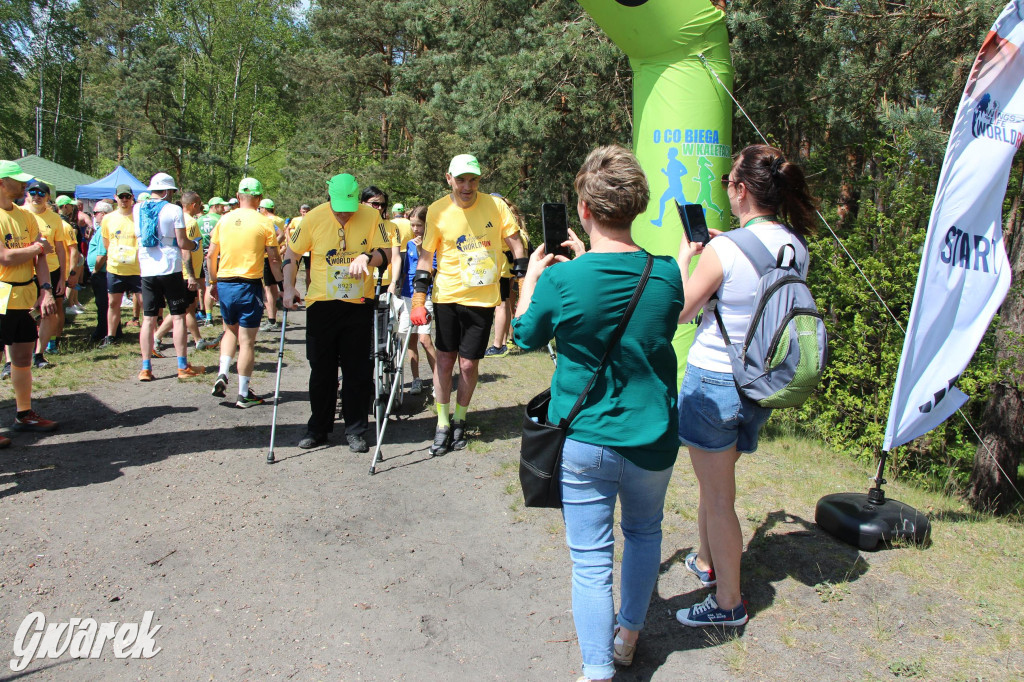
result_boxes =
[579,0,734,376]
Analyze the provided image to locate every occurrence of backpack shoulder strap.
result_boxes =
[718,228,777,276]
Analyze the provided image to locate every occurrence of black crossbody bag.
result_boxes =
[519,254,654,509]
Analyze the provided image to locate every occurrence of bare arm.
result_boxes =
[504,231,526,260]
[281,245,302,309]
[678,241,723,324]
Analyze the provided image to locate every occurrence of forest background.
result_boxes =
[0,0,1020,513]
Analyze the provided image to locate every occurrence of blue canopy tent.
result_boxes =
[75,166,147,200]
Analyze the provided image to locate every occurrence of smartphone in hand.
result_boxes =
[541,202,570,259]
[676,201,710,245]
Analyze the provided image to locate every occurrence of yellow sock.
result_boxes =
[437,402,450,428]
[454,403,468,422]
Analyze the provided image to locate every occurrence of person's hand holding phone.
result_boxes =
[562,227,586,260]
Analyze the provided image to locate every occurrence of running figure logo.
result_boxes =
[693,157,724,218]
[651,148,687,227]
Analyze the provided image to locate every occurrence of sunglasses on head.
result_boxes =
[27,189,47,197]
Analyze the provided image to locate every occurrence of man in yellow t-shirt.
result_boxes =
[154,190,210,352]
[24,181,69,369]
[281,173,392,452]
[411,154,527,455]
[208,178,282,408]
[0,160,59,445]
[258,198,287,331]
[100,184,141,346]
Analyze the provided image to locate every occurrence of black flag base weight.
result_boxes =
[815,455,932,551]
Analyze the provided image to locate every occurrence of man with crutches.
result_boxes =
[281,173,392,453]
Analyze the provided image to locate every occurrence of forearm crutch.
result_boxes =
[368,325,413,475]
[266,308,288,464]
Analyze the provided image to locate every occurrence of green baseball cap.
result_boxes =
[238,177,263,196]
[0,160,33,182]
[208,196,226,206]
[55,195,75,207]
[393,203,405,213]
[138,192,151,202]
[448,154,481,177]
[259,198,275,209]
[327,174,359,212]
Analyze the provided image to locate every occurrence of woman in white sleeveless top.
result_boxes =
[674,144,820,628]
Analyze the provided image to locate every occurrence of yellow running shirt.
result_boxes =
[287,202,391,305]
[423,192,519,307]
[29,208,69,273]
[102,212,139,276]
[0,205,40,311]
[392,218,413,252]
[184,214,204,280]
[210,208,277,280]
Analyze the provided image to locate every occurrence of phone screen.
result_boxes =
[542,203,569,258]
[677,201,710,245]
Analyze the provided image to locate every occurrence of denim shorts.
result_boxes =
[678,364,772,454]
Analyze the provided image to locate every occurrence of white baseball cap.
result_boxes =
[148,172,178,192]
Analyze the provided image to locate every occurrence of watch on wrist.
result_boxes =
[39,282,53,291]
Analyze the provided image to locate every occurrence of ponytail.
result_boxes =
[733,144,819,237]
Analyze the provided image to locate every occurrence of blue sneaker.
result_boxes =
[45,340,58,354]
[684,552,716,587]
[676,593,748,627]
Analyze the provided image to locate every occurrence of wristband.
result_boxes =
[511,257,529,278]
[412,270,432,294]
[411,291,427,309]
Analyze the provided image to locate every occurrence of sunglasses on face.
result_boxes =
[368,201,385,208]
[27,189,47,197]
[118,194,132,199]
[720,174,739,189]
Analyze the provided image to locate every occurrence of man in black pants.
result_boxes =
[281,174,392,453]
[87,200,113,341]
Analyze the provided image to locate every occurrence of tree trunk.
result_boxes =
[967,168,1024,514]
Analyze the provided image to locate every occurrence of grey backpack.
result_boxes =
[709,228,828,408]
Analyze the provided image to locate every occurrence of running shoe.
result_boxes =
[150,348,167,359]
[99,336,116,348]
[195,338,215,351]
[684,552,717,587]
[45,340,58,354]
[236,389,265,409]
[0,362,9,380]
[12,410,58,432]
[450,420,468,450]
[126,317,140,329]
[211,373,228,397]
[177,363,206,380]
[298,432,328,449]
[0,435,10,448]
[409,378,424,395]
[483,345,508,358]
[675,593,748,628]
[33,354,51,369]
[138,369,154,382]
[429,425,451,456]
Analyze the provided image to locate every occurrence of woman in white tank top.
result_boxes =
[673,145,820,628]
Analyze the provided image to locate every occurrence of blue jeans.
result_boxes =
[560,438,674,680]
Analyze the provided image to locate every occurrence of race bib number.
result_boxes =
[0,282,11,315]
[326,264,363,301]
[459,250,497,288]
[111,244,135,265]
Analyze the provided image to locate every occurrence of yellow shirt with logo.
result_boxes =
[210,208,278,281]
[101,212,140,276]
[0,205,41,311]
[184,215,204,280]
[29,208,69,273]
[287,202,391,305]
[423,192,518,307]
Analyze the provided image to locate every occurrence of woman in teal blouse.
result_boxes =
[512,145,683,682]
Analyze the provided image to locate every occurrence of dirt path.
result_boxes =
[0,306,1019,680]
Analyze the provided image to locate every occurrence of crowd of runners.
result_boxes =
[0,154,530,456]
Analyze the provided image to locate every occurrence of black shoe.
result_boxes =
[429,425,451,457]
[298,432,328,449]
[450,420,468,451]
[99,336,116,347]
[236,390,265,409]
[211,373,228,397]
[346,433,368,453]
[33,354,51,369]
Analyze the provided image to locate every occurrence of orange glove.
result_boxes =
[410,292,429,326]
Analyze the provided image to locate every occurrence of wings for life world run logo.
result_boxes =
[971,93,1024,147]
